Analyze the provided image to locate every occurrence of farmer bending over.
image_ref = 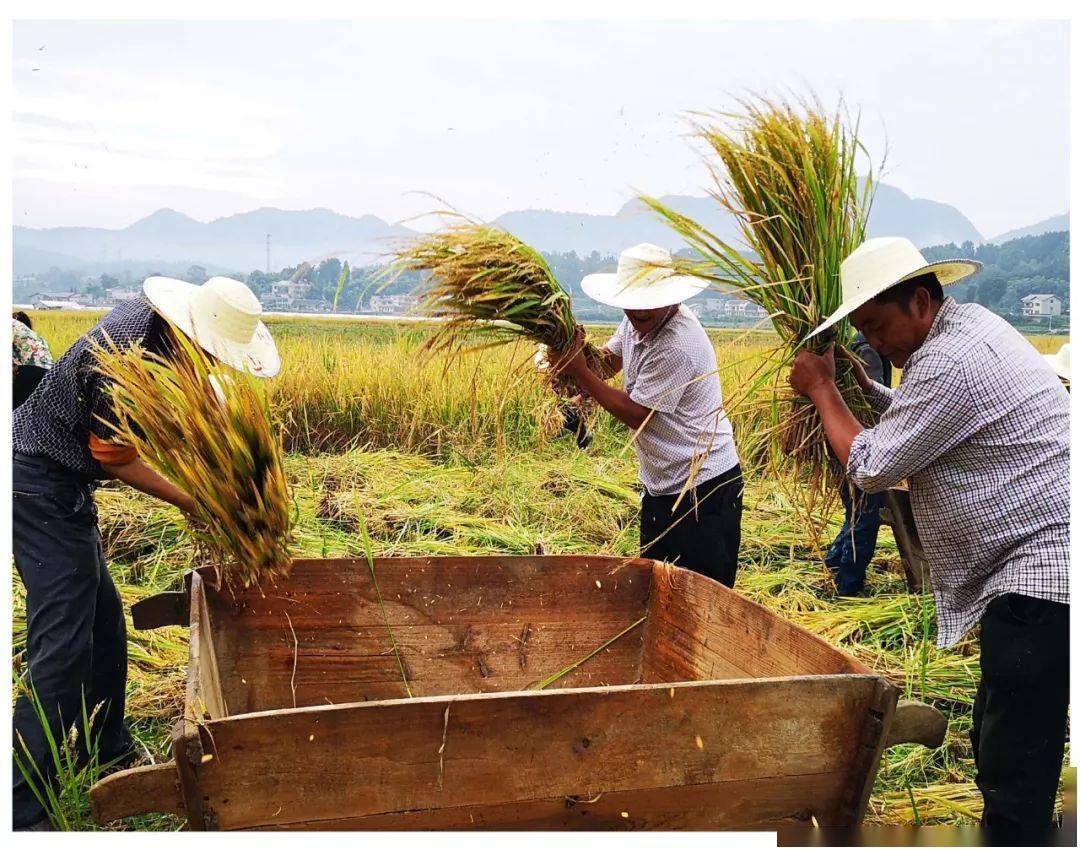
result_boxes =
[553,243,742,587]
[788,237,1069,836]
[12,276,280,831]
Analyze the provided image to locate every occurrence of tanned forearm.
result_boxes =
[807,382,866,468]
[573,366,651,432]
[102,457,196,515]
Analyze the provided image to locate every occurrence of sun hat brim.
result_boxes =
[804,259,982,342]
[1044,352,1070,382]
[580,271,709,310]
[142,277,281,378]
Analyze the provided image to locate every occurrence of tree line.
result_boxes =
[921,230,1068,314]
[19,229,1067,326]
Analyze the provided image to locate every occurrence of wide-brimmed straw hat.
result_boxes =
[581,243,708,310]
[142,276,280,378]
[1045,343,1071,382]
[807,237,982,340]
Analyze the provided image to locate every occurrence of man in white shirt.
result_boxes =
[554,244,742,586]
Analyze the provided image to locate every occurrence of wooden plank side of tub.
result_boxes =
[206,556,655,713]
[640,563,870,684]
[191,675,879,830]
[261,772,842,830]
[173,570,228,830]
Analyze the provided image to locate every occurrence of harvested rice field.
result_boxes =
[12,310,1070,830]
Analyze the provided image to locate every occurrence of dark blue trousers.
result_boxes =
[12,453,133,828]
[825,482,886,596]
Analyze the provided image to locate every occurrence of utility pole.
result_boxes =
[266,233,271,274]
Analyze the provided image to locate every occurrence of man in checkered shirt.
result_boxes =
[789,237,1069,835]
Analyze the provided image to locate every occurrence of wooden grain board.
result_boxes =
[192,675,880,830]
[207,556,654,711]
[260,771,849,830]
[90,763,186,823]
[193,576,227,720]
[640,563,869,683]
[174,572,219,830]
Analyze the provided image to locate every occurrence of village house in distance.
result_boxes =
[1021,293,1062,317]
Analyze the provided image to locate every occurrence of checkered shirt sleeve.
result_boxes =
[605,320,626,358]
[847,350,980,493]
[862,380,894,415]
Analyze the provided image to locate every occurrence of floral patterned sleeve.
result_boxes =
[12,319,55,375]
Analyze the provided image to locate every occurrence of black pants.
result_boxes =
[13,364,49,410]
[12,453,133,828]
[640,464,743,587]
[971,593,1070,834]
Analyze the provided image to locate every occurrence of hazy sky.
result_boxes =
[12,19,1069,238]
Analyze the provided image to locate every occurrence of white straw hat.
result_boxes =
[807,237,982,340]
[581,243,708,310]
[142,276,280,378]
[1044,343,1070,382]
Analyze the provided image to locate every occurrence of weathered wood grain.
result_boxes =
[192,675,880,830]
[208,556,654,711]
[261,772,847,830]
[172,572,226,830]
[885,700,947,749]
[193,574,227,720]
[640,563,869,683]
[89,762,185,823]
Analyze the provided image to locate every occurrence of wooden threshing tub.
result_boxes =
[90,556,944,830]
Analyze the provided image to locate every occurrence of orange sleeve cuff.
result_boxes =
[89,433,138,466]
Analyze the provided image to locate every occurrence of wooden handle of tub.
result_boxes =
[885,700,947,749]
[90,762,186,824]
[132,591,190,630]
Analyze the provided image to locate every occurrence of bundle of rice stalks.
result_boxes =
[642,95,877,498]
[387,217,613,402]
[92,328,294,589]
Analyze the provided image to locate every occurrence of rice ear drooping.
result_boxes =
[386,217,613,397]
[642,95,877,500]
[92,326,294,589]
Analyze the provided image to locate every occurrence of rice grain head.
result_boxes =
[385,216,614,399]
[92,325,294,589]
[642,93,878,499]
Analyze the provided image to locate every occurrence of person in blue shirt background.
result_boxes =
[825,333,892,596]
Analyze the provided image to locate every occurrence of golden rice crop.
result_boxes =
[15,312,1072,831]
[642,95,876,505]
[92,326,294,589]
[386,217,614,400]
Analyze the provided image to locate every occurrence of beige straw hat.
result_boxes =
[807,237,982,340]
[581,243,708,310]
[1044,343,1070,382]
[142,276,280,378]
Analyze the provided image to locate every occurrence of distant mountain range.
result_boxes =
[495,183,986,257]
[12,183,1066,277]
[989,213,1070,244]
[14,207,413,276]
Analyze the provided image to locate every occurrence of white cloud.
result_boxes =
[12,19,1069,236]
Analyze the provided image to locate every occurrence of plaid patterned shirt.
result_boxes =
[849,298,1070,647]
[606,306,739,496]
